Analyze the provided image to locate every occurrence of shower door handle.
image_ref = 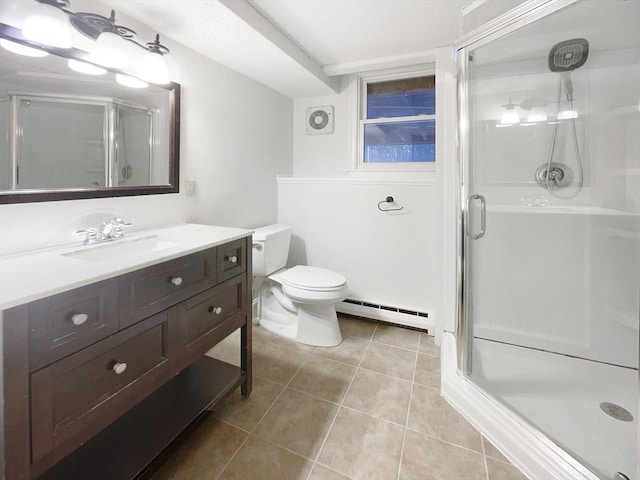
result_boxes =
[466,194,486,240]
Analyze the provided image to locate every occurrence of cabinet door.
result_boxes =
[30,312,170,474]
[174,276,246,367]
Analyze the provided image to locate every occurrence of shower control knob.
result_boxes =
[71,313,88,326]
[170,277,183,286]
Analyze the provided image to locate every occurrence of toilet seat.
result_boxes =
[279,266,346,292]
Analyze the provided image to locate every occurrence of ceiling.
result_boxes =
[103,0,467,98]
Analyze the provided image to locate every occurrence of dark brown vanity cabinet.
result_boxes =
[0,236,252,480]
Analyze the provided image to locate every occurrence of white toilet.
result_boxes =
[252,224,348,347]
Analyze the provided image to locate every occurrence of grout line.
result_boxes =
[396,341,420,480]
[481,434,490,480]
[302,321,379,480]
[215,337,311,480]
[404,424,487,456]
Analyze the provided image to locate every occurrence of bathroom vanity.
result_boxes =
[0,224,252,480]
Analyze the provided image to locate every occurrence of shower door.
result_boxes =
[460,1,640,479]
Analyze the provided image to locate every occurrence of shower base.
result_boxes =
[471,338,637,480]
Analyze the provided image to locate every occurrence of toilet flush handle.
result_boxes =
[252,243,263,251]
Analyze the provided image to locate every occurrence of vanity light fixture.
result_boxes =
[557,109,579,120]
[11,1,172,83]
[84,10,138,69]
[527,106,548,123]
[116,73,148,89]
[138,35,170,84]
[67,58,106,75]
[22,0,73,49]
[499,98,520,125]
[0,38,49,57]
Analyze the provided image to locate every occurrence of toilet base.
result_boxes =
[259,287,343,347]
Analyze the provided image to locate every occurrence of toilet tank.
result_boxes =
[252,224,292,276]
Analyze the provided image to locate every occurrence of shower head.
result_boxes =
[548,38,589,72]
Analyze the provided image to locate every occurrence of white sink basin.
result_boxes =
[62,235,180,263]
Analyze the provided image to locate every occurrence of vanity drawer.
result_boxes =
[119,248,216,328]
[217,238,246,282]
[176,276,245,361]
[30,311,170,470]
[29,278,119,371]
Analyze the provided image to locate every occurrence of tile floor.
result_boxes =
[151,315,528,480]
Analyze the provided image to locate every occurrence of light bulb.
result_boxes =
[527,107,547,123]
[67,59,107,75]
[22,2,72,49]
[138,50,169,84]
[116,74,148,89]
[500,109,520,125]
[557,109,578,120]
[0,39,48,57]
[91,31,132,69]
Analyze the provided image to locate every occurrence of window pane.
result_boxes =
[367,76,435,119]
[364,120,435,163]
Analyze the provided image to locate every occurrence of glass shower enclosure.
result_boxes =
[458,0,639,479]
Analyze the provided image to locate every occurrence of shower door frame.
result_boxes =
[454,0,637,479]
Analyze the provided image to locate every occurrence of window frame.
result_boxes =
[351,66,437,172]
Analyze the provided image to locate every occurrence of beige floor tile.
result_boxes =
[253,322,280,349]
[487,458,529,480]
[254,388,338,458]
[343,369,411,425]
[151,417,247,480]
[309,464,352,480]
[289,355,356,403]
[214,376,284,431]
[483,436,509,463]
[313,335,369,366]
[418,334,440,357]
[372,324,420,351]
[400,429,486,480]
[407,383,483,452]
[338,315,377,340]
[413,353,440,388]
[253,343,310,385]
[206,329,241,366]
[218,435,313,480]
[318,408,404,479]
[361,342,416,381]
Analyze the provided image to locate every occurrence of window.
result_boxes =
[356,71,436,169]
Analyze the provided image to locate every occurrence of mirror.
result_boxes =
[0,23,180,204]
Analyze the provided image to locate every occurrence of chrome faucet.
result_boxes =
[75,218,132,244]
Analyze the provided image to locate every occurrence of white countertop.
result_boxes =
[0,223,252,310]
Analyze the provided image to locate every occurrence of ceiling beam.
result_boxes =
[220,0,341,93]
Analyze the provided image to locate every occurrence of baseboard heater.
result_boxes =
[337,298,432,331]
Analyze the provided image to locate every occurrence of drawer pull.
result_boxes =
[71,313,89,326]
[208,306,223,315]
[170,276,183,286]
[226,255,238,264]
[112,362,127,375]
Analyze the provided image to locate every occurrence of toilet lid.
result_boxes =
[280,266,346,290]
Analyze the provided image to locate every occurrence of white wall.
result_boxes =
[281,54,456,333]
[278,177,437,316]
[0,1,292,255]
